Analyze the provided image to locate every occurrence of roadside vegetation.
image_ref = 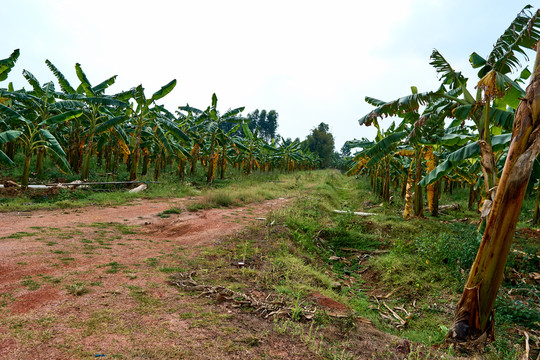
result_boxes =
[167,170,538,359]
[343,4,540,349]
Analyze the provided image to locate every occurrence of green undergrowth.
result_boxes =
[168,169,538,359]
[0,170,309,212]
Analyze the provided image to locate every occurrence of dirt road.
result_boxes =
[0,197,323,359]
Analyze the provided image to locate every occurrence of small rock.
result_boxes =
[129,184,147,193]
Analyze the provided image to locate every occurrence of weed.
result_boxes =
[98,262,126,273]
[39,275,62,284]
[496,295,540,330]
[21,276,40,290]
[158,207,182,218]
[2,231,37,239]
[145,257,159,267]
[0,293,14,307]
[66,282,89,296]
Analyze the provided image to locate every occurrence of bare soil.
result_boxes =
[0,197,407,359]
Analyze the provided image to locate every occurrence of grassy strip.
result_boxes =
[0,170,304,212]
[169,169,538,358]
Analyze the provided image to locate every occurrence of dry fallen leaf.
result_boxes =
[529,272,540,282]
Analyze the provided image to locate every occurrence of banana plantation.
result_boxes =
[0,53,317,189]
[346,5,540,346]
[2,3,540,359]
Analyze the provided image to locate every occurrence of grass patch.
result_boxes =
[158,207,182,218]
[21,276,40,290]
[98,261,126,274]
[2,231,37,239]
[65,282,90,296]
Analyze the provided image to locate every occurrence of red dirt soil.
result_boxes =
[0,197,409,359]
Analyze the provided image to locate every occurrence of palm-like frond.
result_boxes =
[45,60,76,94]
[22,70,43,95]
[419,133,512,186]
[151,80,177,103]
[480,5,540,77]
[363,131,407,167]
[93,76,117,95]
[359,91,434,126]
[75,63,95,97]
[0,49,19,82]
[430,50,467,89]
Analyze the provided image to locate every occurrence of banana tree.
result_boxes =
[449,39,540,344]
[426,6,540,222]
[236,124,264,175]
[355,83,449,215]
[276,138,305,172]
[0,104,81,188]
[148,106,191,181]
[0,69,90,178]
[122,80,177,180]
[46,61,130,179]
[178,94,244,183]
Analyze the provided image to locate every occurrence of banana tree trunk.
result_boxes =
[425,147,437,216]
[141,151,149,176]
[21,152,32,190]
[35,148,45,178]
[129,135,141,181]
[177,156,186,181]
[413,147,423,217]
[468,182,478,211]
[403,161,415,219]
[449,43,540,343]
[81,136,94,180]
[478,140,498,222]
[401,171,408,199]
[219,147,226,180]
[382,163,390,202]
[154,153,161,181]
[190,143,199,176]
[206,140,217,183]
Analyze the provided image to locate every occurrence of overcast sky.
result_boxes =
[3,0,537,150]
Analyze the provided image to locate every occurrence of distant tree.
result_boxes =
[247,109,260,133]
[259,110,267,132]
[305,122,335,168]
[244,109,279,142]
[264,110,278,141]
[340,142,351,157]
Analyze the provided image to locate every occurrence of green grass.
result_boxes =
[157,207,182,218]
[65,282,90,296]
[1,231,38,239]
[21,276,40,291]
[166,170,538,357]
[98,261,126,273]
